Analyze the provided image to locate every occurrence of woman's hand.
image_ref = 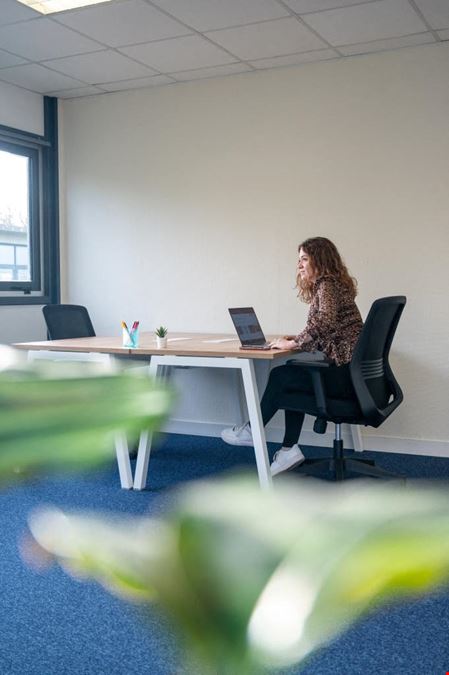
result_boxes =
[269,337,298,350]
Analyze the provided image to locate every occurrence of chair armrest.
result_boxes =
[288,352,332,367]
[288,357,331,421]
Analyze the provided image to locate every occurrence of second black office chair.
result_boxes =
[42,304,96,340]
[280,296,406,481]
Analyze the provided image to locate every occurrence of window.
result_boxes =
[0,142,38,287]
[0,97,59,305]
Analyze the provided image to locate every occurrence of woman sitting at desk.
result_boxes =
[221,236,363,476]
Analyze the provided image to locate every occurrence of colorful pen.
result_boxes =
[121,321,132,340]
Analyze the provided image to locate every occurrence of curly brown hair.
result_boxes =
[296,236,358,303]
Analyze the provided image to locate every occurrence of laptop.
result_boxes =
[228,307,272,350]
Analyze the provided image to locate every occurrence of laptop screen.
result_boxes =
[228,307,267,346]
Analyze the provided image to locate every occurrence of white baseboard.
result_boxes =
[361,434,449,458]
[164,419,449,458]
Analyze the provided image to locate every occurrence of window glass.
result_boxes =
[16,244,29,267]
[0,149,30,282]
[0,243,14,265]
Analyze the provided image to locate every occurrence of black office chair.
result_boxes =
[42,304,96,340]
[282,296,406,481]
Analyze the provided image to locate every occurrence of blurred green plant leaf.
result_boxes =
[27,476,449,674]
[0,346,172,480]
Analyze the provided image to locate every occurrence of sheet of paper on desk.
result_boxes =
[202,338,238,343]
[167,337,192,342]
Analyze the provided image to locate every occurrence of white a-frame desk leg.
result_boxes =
[133,356,160,490]
[240,359,272,489]
[133,355,273,490]
[114,431,134,489]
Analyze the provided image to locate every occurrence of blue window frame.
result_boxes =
[0,97,59,305]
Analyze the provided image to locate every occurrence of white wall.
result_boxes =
[59,42,449,455]
[0,80,43,135]
[0,83,46,344]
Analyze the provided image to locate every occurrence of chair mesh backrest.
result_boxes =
[42,304,96,340]
[350,296,406,426]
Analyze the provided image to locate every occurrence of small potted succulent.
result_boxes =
[155,326,168,349]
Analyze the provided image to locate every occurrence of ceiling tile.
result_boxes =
[120,34,237,72]
[48,85,105,98]
[413,0,449,30]
[303,0,428,46]
[54,0,192,48]
[250,48,338,69]
[44,50,156,84]
[0,0,444,98]
[0,0,38,26]
[99,74,175,91]
[0,17,103,61]
[171,62,252,81]
[0,63,84,93]
[0,49,28,68]
[205,17,327,60]
[150,0,289,32]
[340,32,436,55]
[284,0,375,12]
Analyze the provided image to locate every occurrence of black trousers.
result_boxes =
[260,362,354,447]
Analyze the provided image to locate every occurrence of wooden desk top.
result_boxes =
[14,332,295,360]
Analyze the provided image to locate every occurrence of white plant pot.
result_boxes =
[156,336,167,349]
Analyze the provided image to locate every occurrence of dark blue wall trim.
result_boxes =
[42,96,60,305]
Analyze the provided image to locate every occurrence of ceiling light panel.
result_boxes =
[16,0,112,15]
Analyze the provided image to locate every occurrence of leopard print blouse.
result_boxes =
[295,275,363,366]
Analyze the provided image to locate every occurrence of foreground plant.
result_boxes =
[3,345,449,673]
[27,476,449,674]
[0,345,172,480]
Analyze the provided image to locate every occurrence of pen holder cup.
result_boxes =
[123,326,139,349]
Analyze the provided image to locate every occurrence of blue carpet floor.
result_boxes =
[1,434,449,675]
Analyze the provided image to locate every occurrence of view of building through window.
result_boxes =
[0,149,30,282]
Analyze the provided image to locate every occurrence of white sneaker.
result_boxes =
[221,422,253,447]
[270,444,305,476]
